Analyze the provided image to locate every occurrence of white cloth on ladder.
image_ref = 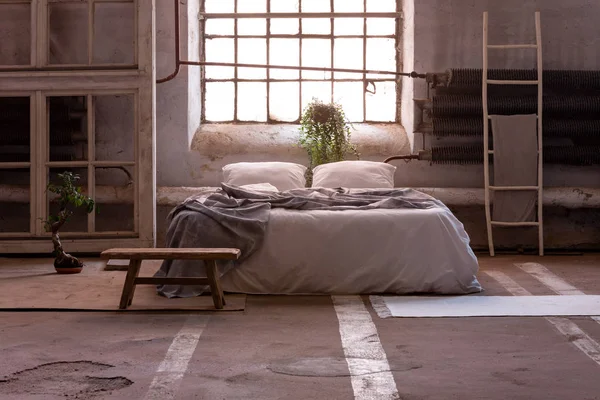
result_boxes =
[490,114,538,222]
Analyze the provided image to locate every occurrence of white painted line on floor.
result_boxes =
[485,270,600,367]
[144,315,209,400]
[332,295,399,400]
[517,262,584,295]
[545,316,600,365]
[517,262,600,323]
[485,270,532,297]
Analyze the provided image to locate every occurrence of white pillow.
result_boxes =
[311,161,396,188]
[239,182,279,192]
[222,162,307,191]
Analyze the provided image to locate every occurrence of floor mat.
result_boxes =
[0,258,246,311]
[370,295,600,318]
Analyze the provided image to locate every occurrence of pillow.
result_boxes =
[239,182,279,192]
[222,162,307,191]
[311,161,396,188]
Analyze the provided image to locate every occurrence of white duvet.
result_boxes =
[221,206,482,295]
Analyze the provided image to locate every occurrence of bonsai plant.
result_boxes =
[298,98,359,185]
[43,171,95,274]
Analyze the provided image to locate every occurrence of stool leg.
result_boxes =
[119,259,142,309]
[205,260,224,309]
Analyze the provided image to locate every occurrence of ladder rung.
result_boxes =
[487,44,538,49]
[490,186,540,191]
[488,115,538,119]
[491,221,540,227]
[487,80,540,85]
[487,150,540,154]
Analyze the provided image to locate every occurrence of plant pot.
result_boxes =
[55,267,83,274]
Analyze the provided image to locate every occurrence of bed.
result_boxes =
[154,162,482,297]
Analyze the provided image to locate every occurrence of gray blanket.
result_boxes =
[155,184,447,298]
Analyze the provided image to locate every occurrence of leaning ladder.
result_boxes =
[483,11,544,256]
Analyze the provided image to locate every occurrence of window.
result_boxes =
[0,0,136,68]
[201,0,401,123]
[0,0,155,253]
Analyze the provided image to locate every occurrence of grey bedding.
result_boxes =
[155,184,448,298]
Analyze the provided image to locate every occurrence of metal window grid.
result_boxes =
[200,0,402,124]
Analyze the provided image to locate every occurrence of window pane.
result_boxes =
[334,82,364,123]
[238,39,266,79]
[0,97,30,163]
[334,0,363,12]
[302,82,332,111]
[95,95,134,162]
[205,0,234,13]
[48,96,88,162]
[49,3,88,65]
[334,38,363,79]
[238,83,267,122]
[0,3,30,66]
[205,38,234,79]
[93,2,135,65]
[302,18,331,35]
[95,167,134,232]
[238,0,266,12]
[270,39,299,79]
[302,0,330,12]
[205,83,234,122]
[302,40,331,79]
[366,81,396,122]
[0,168,30,233]
[367,18,396,35]
[271,18,299,35]
[270,83,299,122]
[366,0,396,12]
[334,18,363,36]
[205,19,234,35]
[239,19,266,35]
[271,0,299,12]
[366,38,396,78]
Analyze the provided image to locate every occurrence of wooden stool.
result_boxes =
[100,248,241,310]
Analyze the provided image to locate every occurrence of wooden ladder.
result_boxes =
[482,11,544,256]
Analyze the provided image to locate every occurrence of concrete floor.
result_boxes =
[1,255,600,399]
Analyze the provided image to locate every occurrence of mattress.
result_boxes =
[221,206,482,295]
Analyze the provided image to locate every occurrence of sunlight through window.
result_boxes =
[202,0,400,123]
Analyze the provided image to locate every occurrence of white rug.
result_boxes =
[370,295,600,318]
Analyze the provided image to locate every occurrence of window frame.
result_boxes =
[200,0,402,124]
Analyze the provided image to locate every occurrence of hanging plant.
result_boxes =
[43,171,95,273]
[299,98,359,185]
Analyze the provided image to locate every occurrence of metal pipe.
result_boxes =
[156,0,181,84]
[383,154,419,163]
[183,61,413,77]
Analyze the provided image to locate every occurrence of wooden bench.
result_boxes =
[100,248,241,310]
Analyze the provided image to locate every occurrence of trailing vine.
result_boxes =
[298,98,359,185]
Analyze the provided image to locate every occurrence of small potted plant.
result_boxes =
[299,98,359,185]
[43,171,95,274]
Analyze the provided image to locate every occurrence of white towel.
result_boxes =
[490,114,538,222]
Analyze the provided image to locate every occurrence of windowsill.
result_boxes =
[190,123,411,161]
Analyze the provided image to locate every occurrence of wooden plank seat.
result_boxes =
[100,248,241,310]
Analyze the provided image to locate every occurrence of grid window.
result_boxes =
[202,0,401,123]
[0,0,136,69]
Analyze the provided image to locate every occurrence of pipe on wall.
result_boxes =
[1,185,599,209]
